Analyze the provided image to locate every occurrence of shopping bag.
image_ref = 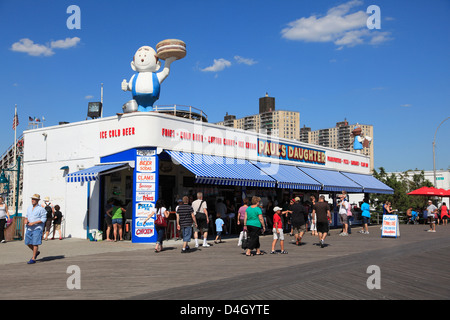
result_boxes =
[241,230,248,250]
[238,231,243,246]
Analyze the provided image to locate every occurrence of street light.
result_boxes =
[433,117,450,187]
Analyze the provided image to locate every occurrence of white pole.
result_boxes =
[13,104,17,167]
[433,117,450,187]
[101,83,104,118]
[13,104,17,213]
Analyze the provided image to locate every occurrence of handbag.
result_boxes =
[195,200,206,221]
[155,209,167,227]
[241,230,248,250]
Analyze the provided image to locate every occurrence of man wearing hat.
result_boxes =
[24,194,47,264]
[426,200,437,232]
[271,206,287,254]
[42,196,54,241]
[283,197,308,246]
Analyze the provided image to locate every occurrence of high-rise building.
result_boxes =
[216,94,300,140]
[300,119,374,170]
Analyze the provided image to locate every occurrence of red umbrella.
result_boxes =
[438,189,450,196]
[408,186,449,196]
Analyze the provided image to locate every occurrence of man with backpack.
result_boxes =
[192,192,209,247]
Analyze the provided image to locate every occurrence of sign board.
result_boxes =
[132,148,158,243]
[381,214,400,238]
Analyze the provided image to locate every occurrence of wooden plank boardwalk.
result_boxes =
[1,224,449,300]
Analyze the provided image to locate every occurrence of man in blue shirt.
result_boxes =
[359,198,371,234]
[24,194,47,264]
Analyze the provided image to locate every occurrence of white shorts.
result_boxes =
[272,228,284,240]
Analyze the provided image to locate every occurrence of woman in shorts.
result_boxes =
[440,202,449,226]
[107,200,126,241]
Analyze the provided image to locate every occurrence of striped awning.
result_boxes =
[166,151,276,187]
[339,172,394,194]
[66,163,129,183]
[297,166,364,193]
[251,161,322,190]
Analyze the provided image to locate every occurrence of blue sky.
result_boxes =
[1,0,449,173]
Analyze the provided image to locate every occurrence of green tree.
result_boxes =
[371,168,433,213]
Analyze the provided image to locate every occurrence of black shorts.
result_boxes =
[316,222,329,234]
[105,215,112,226]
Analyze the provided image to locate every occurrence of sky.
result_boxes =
[1,0,449,173]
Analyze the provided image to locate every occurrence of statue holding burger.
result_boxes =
[121,39,186,112]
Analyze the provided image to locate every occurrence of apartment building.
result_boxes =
[300,119,374,171]
[216,94,300,140]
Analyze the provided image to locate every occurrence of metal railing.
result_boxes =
[152,104,208,122]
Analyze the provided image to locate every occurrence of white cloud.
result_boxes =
[201,58,232,72]
[11,38,54,56]
[11,37,80,57]
[281,0,392,49]
[369,31,394,45]
[50,37,80,49]
[400,104,412,107]
[234,55,257,65]
[85,95,94,99]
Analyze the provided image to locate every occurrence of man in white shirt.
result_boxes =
[24,194,47,264]
[192,192,209,247]
[426,200,437,232]
[338,194,349,236]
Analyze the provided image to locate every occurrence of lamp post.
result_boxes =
[433,117,450,187]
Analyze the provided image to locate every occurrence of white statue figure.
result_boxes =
[121,46,176,112]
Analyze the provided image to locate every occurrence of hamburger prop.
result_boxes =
[351,126,372,153]
[156,39,186,60]
[121,39,186,113]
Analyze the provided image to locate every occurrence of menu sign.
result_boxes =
[132,149,158,243]
[381,214,400,238]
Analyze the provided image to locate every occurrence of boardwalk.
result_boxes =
[1,224,449,301]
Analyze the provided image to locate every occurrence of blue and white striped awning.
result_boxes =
[251,161,322,190]
[339,172,394,194]
[166,151,276,188]
[66,163,129,183]
[297,166,364,193]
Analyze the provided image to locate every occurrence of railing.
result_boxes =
[153,104,208,122]
[1,134,24,169]
[368,210,412,224]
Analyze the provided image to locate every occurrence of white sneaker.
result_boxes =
[202,243,210,247]
[195,243,199,247]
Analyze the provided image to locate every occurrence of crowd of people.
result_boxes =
[17,190,448,264]
[140,191,373,254]
[404,200,449,232]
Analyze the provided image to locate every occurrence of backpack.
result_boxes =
[346,201,352,216]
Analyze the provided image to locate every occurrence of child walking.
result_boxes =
[271,207,287,254]
[215,213,224,244]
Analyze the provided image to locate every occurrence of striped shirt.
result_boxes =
[176,204,194,227]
